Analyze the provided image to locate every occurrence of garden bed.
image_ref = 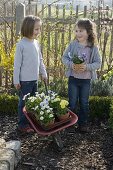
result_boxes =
[0,115,113,170]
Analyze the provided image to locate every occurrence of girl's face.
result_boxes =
[32,21,41,39]
[75,25,88,45]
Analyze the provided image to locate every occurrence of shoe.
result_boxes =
[78,125,89,133]
[18,126,34,133]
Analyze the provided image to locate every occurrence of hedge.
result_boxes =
[0,93,18,115]
[0,94,113,119]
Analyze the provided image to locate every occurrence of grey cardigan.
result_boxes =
[62,40,102,80]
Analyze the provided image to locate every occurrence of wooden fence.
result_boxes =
[0,1,113,88]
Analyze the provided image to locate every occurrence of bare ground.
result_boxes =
[0,115,113,170]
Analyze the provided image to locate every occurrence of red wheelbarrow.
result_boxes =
[23,107,78,150]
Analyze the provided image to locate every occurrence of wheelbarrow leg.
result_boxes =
[52,132,63,150]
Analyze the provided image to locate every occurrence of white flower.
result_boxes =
[47,109,50,113]
[49,108,53,111]
[35,92,39,95]
[48,90,52,94]
[40,102,46,108]
[40,92,45,98]
[40,116,44,120]
[43,98,49,105]
[45,96,50,101]
[40,111,44,115]
[49,114,54,118]
[46,105,50,109]
[28,96,37,102]
[31,98,36,102]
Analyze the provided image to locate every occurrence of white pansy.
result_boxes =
[43,99,49,105]
[46,105,50,109]
[51,96,55,100]
[40,116,44,120]
[31,99,35,102]
[40,92,45,98]
[40,111,44,115]
[49,114,54,118]
[40,102,46,108]
[49,108,53,111]
[47,109,50,113]
[48,90,52,94]
[35,92,39,95]
[29,96,37,102]
[41,107,45,110]
[45,96,50,101]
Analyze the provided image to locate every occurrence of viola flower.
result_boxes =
[82,53,87,62]
[60,100,69,109]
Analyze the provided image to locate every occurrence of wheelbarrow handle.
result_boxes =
[44,81,48,95]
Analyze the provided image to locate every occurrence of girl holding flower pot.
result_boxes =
[62,18,101,132]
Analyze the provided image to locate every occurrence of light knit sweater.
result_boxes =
[62,40,102,80]
[13,37,47,84]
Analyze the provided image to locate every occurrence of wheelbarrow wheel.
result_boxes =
[53,132,63,150]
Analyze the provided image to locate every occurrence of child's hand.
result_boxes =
[14,84,21,90]
[42,76,48,84]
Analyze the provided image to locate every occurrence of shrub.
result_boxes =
[89,96,113,119]
[90,79,113,96]
[0,93,113,128]
[108,100,113,132]
[0,93,18,115]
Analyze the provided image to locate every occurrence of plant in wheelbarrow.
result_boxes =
[48,90,69,121]
[23,92,55,127]
[24,90,69,126]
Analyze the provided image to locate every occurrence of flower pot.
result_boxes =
[41,119,55,129]
[58,112,70,121]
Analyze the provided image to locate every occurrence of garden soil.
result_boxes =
[0,115,113,170]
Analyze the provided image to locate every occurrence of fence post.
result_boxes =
[84,6,87,18]
[76,5,79,18]
[15,3,25,35]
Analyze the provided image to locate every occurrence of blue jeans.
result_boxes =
[18,80,37,128]
[68,76,91,125]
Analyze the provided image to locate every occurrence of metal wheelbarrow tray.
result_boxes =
[23,107,78,149]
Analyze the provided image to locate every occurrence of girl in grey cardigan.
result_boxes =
[62,18,101,132]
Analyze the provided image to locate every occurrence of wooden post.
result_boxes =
[15,3,25,36]
[108,24,113,70]
[0,56,2,87]
[46,4,51,83]
[106,5,109,18]
[76,5,78,18]
[41,4,44,55]
[69,5,73,42]
[84,6,87,18]
[35,4,38,16]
